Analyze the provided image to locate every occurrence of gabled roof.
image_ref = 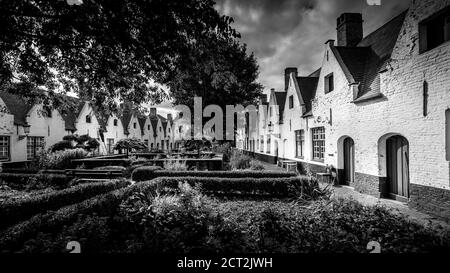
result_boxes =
[138,117,147,135]
[331,10,407,102]
[296,77,319,115]
[61,98,85,132]
[0,91,34,126]
[150,117,159,137]
[273,91,287,123]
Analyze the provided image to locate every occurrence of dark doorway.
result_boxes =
[343,138,355,186]
[386,135,410,201]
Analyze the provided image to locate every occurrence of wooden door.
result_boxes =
[343,138,355,185]
[386,136,410,200]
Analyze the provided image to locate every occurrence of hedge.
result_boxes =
[0,179,130,230]
[0,180,157,252]
[131,168,298,182]
[0,173,73,189]
[150,176,321,198]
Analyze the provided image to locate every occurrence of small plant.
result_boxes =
[37,148,88,170]
[250,160,265,170]
[164,160,188,171]
[230,150,251,170]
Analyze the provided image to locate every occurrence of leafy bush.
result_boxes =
[131,169,297,182]
[0,173,73,191]
[50,140,74,152]
[230,150,251,170]
[0,179,130,230]
[163,160,188,171]
[37,148,88,170]
[250,160,265,170]
[114,138,147,155]
[149,176,327,199]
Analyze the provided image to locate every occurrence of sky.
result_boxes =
[214,0,411,94]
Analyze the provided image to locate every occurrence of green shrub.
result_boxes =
[163,160,188,171]
[0,179,130,230]
[50,140,74,152]
[0,180,158,252]
[250,160,265,170]
[230,150,251,170]
[37,148,88,170]
[131,169,297,182]
[0,173,73,191]
[149,176,325,199]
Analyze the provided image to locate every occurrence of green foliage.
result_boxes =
[50,140,73,152]
[230,150,251,170]
[131,168,297,182]
[114,138,147,154]
[163,160,188,171]
[1,0,239,110]
[0,179,130,230]
[37,148,88,170]
[0,173,72,191]
[250,160,265,170]
[148,176,326,199]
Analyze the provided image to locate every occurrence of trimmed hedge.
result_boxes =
[0,173,73,189]
[151,176,320,198]
[71,158,132,169]
[0,180,157,252]
[131,168,297,182]
[0,179,130,230]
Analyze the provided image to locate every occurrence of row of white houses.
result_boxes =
[236,0,450,219]
[0,93,178,162]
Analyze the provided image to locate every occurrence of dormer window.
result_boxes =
[325,73,334,93]
[159,127,162,132]
[133,122,137,129]
[148,125,150,130]
[113,119,118,126]
[86,115,91,123]
[419,6,450,53]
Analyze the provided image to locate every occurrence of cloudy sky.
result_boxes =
[215,0,410,93]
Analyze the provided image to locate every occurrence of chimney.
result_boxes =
[150,107,157,118]
[167,113,173,121]
[337,13,363,47]
[284,67,298,91]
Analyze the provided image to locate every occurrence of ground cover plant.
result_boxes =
[0,178,448,253]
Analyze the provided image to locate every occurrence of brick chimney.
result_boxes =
[337,13,363,47]
[167,113,173,121]
[284,67,298,91]
[150,107,157,118]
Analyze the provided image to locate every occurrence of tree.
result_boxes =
[50,134,99,152]
[169,35,262,108]
[0,0,239,113]
[114,138,147,156]
[167,34,263,141]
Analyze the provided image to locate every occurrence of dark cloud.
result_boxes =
[215,0,410,93]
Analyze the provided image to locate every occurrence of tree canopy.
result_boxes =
[0,0,240,114]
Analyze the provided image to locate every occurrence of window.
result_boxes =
[86,115,91,123]
[260,136,264,152]
[148,125,150,130]
[113,119,118,126]
[159,127,162,132]
[0,136,10,161]
[446,109,450,161]
[150,143,154,149]
[423,81,429,117]
[107,139,114,154]
[27,136,45,160]
[266,135,271,154]
[289,95,294,109]
[295,130,305,158]
[161,140,164,150]
[133,123,137,129]
[312,127,325,161]
[179,126,182,133]
[419,7,450,53]
[325,73,334,93]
